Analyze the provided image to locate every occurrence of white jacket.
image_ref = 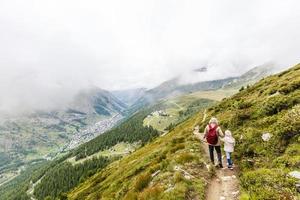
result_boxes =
[223,135,235,152]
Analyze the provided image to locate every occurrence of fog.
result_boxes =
[0,0,299,114]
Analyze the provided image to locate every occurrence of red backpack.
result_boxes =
[206,125,218,145]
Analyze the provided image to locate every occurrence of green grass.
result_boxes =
[143,90,230,132]
[68,113,209,200]
[73,63,299,200]
[195,63,300,199]
[67,142,140,165]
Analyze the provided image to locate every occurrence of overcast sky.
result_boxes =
[0,0,299,113]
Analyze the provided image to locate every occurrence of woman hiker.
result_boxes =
[203,117,224,168]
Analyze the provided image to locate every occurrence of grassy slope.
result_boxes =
[143,89,235,132]
[69,64,300,200]
[196,64,300,199]
[69,112,210,200]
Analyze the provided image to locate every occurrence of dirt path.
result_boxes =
[193,114,240,200]
[203,143,240,200]
[168,100,184,110]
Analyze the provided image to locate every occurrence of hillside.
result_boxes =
[196,63,300,199]
[69,112,209,200]
[1,64,298,200]
[0,92,214,200]
[0,87,126,187]
[69,64,299,199]
[112,88,147,106]
[131,64,276,111]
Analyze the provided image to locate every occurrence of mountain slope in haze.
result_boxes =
[0,89,219,200]
[0,87,126,186]
[132,64,277,111]
[71,87,127,116]
[69,63,299,200]
[112,88,147,106]
[224,63,279,89]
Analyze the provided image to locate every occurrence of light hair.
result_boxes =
[225,130,232,136]
[209,117,218,125]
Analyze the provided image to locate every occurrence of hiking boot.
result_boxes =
[219,163,223,168]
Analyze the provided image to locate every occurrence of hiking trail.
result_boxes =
[194,112,240,200]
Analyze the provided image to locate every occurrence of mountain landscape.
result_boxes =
[0,63,299,200]
[68,63,300,200]
[1,1,299,199]
[131,64,279,111]
[0,88,126,188]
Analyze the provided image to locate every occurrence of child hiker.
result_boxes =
[223,130,235,169]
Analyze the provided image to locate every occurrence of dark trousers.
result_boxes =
[208,145,222,165]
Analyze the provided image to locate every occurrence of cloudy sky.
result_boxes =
[0,0,299,113]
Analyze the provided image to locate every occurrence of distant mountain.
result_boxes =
[131,64,277,110]
[0,87,127,183]
[70,87,127,115]
[112,88,147,106]
[224,63,279,89]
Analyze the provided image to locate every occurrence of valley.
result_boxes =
[0,87,127,187]
[0,64,298,200]
[65,114,123,150]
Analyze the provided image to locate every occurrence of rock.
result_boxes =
[220,196,226,200]
[184,175,191,180]
[221,176,232,181]
[289,171,300,193]
[231,175,236,179]
[296,183,300,193]
[289,171,300,180]
[262,133,272,141]
[151,170,160,178]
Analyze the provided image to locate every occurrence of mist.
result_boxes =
[0,0,299,114]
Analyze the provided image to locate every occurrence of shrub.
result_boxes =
[169,144,185,153]
[174,171,183,183]
[236,110,251,121]
[276,105,300,140]
[171,137,185,145]
[124,191,138,200]
[241,168,296,199]
[134,172,152,191]
[176,153,197,164]
[138,185,163,200]
[279,80,300,94]
[261,95,292,116]
[237,100,252,109]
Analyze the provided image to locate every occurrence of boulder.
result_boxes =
[262,133,272,141]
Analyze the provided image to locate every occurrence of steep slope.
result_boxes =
[132,64,277,111]
[70,63,299,200]
[69,112,210,200]
[71,87,127,116]
[112,88,147,106]
[195,63,300,199]
[224,63,279,89]
[0,87,126,187]
[131,77,236,112]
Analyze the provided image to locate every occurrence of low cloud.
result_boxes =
[0,0,299,114]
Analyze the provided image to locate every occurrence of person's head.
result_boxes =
[225,130,232,137]
[209,117,218,126]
